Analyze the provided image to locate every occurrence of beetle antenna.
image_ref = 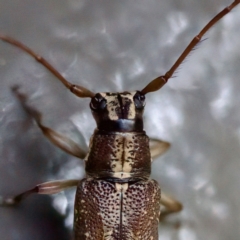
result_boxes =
[141,0,240,94]
[0,34,95,98]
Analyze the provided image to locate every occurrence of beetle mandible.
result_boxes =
[0,1,239,239]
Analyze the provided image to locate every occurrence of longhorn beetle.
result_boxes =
[0,1,239,239]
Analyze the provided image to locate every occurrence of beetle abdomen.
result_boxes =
[74,178,161,240]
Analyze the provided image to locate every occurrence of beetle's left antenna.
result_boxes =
[0,34,95,98]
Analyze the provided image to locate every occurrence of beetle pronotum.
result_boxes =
[2,1,239,239]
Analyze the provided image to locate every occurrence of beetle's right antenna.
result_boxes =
[0,34,95,98]
[141,0,240,95]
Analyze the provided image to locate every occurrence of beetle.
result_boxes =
[2,1,239,239]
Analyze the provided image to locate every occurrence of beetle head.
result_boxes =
[90,91,145,132]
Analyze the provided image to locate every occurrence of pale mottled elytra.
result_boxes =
[0,1,239,239]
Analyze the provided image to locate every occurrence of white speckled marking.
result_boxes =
[99,92,137,121]
[110,133,137,179]
[74,179,160,239]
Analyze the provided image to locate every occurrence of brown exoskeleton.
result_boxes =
[0,1,239,239]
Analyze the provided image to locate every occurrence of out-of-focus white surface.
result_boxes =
[0,0,240,239]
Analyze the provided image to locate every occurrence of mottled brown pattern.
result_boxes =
[85,131,151,180]
[74,178,161,240]
[75,91,160,239]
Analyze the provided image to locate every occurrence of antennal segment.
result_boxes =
[141,0,240,94]
[0,34,95,98]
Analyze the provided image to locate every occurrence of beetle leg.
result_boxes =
[0,179,79,207]
[12,86,87,159]
[149,138,170,160]
[159,192,183,219]
[149,139,182,219]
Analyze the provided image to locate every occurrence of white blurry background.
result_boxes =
[0,0,240,239]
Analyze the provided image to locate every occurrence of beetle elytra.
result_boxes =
[0,1,239,239]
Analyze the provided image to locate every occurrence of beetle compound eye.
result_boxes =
[0,0,239,237]
[90,93,107,111]
[133,91,146,109]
